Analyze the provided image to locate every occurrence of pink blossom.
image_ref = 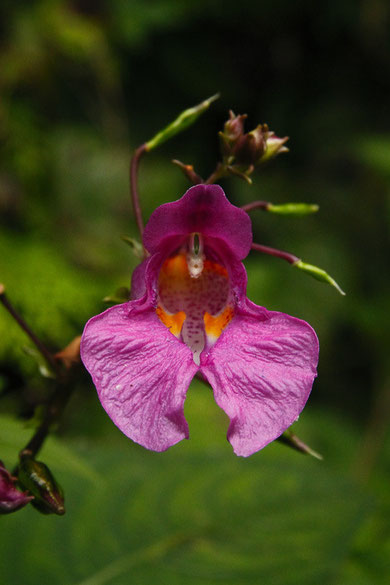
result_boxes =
[81,185,319,456]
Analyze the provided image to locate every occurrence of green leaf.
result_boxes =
[145,94,220,151]
[120,236,144,259]
[0,404,374,585]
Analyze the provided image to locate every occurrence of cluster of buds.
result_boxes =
[219,111,289,183]
[0,455,65,516]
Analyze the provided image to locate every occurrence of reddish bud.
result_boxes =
[219,111,247,160]
[0,460,33,514]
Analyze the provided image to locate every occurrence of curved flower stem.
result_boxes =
[20,378,74,459]
[129,143,147,239]
[251,243,300,264]
[204,162,227,185]
[241,200,270,212]
[0,284,61,377]
[18,337,81,463]
[251,243,345,294]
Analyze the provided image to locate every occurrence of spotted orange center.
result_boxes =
[157,252,234,364]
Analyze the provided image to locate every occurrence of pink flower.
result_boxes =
[0,460,33,514]
[81,185,319,456]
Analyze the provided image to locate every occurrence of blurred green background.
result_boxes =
[1,1,389,583]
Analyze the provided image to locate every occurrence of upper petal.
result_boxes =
[143,184,252,261]
[80,303,199,451]
[200,302,319,457]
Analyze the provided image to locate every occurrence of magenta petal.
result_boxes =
[130,258,148,300]
[80,304,199,451]
[200,303,319,457]
[143,184,252,260]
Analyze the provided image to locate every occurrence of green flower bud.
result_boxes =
[293,260,345,295]
[18,456,65,516]
[260,131,289,163]
[278,431,323,460]
[145,94,220,151]
[267,203,319,216]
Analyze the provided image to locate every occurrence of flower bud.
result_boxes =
[145,93,220,151]
[267,202,319,216]
[18,456,65,515]
[293,260,346,296]
[278,431,323,460]
[219,114,289,179]
[261,130,289,163]
[233,125,266,166]
[219,111,247,160]
[0,460,33,514]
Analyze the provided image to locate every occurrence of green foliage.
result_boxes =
[0,231,108,374]
[0,1,389,583]
[0,390,389,585]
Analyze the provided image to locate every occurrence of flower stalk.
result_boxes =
[0,283,82,513]
[0,284,61,377]
[251,244,345,295]
[129,143,148,240]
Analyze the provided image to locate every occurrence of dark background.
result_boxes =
[1,1,389,584]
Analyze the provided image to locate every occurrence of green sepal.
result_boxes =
[277,430,323,460]
[18,457,65,515]
[22,346,56,378]
[145,94,220,151]
[293,260,345,295]
[267,203,319,216]
[103,286,130,305]
[120,235,144,259]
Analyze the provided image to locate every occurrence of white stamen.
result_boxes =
[186,233,205,279]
